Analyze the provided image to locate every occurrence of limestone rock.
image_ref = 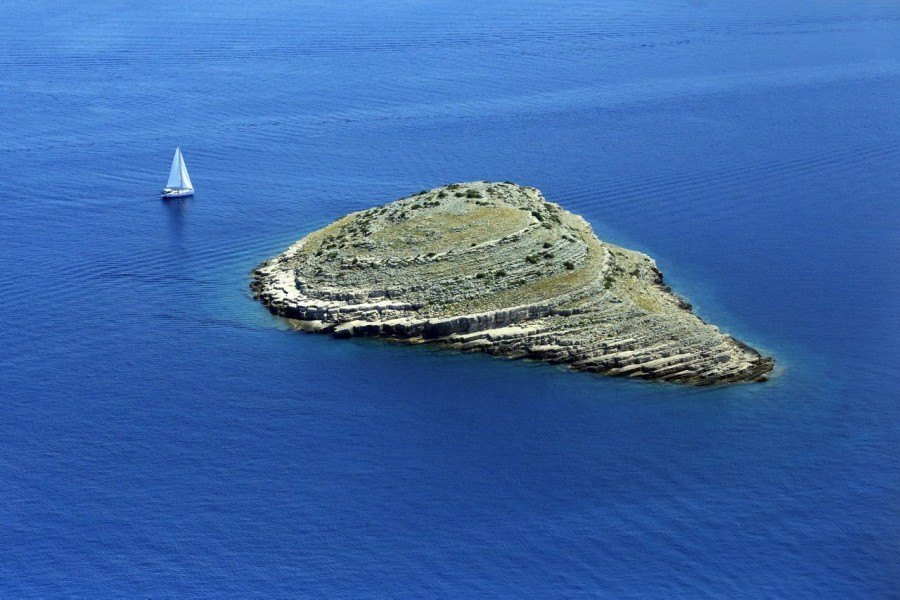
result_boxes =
[252,182,774,385]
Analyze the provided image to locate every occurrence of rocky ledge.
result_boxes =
[252,182,774,385]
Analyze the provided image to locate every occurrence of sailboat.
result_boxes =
[160,147,194,199]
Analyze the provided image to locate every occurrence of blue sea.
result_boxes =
[1,1,898,597]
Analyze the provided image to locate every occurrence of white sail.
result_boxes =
[178,149,193,190]
[166,147,193,190]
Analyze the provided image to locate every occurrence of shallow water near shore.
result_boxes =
[1,0,898,597]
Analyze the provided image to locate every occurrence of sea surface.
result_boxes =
[1,1,898,597]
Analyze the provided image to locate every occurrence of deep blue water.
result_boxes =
[1,1,898,597]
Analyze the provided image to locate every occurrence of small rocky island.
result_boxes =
[252,182,774,385]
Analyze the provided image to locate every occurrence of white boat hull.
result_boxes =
[161,188,194,199]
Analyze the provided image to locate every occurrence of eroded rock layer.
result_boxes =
[252,182,774,385]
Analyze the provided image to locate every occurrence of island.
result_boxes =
[252,182,774,385]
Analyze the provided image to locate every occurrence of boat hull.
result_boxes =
[161,188,194,199]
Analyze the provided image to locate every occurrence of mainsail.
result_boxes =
[166,147,193,190]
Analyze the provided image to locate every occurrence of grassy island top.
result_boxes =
[292,181,623,317]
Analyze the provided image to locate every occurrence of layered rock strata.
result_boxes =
[252,182,773,385]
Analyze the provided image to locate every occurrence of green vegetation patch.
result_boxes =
[365,205,532,257]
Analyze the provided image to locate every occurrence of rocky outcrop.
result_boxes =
[252,182,773,385]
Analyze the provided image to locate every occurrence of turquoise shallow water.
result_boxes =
[1,1,898,597]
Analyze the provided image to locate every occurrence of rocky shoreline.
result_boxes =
[252,182,774,385]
